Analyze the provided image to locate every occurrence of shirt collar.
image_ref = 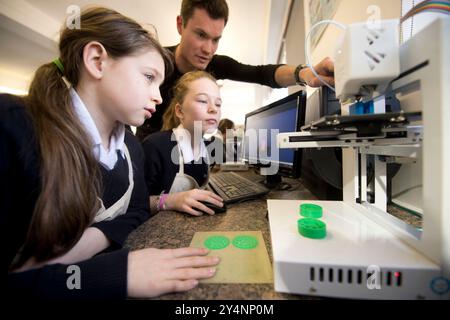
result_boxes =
[70,88,125,169]
[173,124,207,163]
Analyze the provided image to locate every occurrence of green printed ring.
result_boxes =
[204,235,230,250]
[299,203,323,218]
[298,218,327,239]
[232,235,259,249]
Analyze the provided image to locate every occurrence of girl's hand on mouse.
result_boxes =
[165,189,223,216]
[127,247,219,298]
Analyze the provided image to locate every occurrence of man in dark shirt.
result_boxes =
[136,0,335,141]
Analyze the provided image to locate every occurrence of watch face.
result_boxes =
[295,64,306,85]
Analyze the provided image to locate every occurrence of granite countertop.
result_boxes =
[124,169,422,299]
[125,170,318,300]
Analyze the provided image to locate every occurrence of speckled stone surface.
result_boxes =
[124,170,421,299]
[387,205,422,229]
[124,170,318,300]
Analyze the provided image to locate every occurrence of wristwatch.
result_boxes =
[294,64,308,86]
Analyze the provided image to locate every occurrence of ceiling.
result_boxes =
[24,0,272,65]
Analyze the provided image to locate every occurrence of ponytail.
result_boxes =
[14,62,101,267]
[12,6,172,268]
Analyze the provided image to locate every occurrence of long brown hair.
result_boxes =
[14,7,173,268]
[162,71,217,131]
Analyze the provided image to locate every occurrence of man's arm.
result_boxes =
[274,57,334,87]
[210,55,334,89]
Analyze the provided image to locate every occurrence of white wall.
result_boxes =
[400,0,449,43]
[213,0,271,125]
[261,0,402,105]
[285,0,306,96]
[306,0,401,83]
[0,0,59,94]
[279,0,401,99]
[0,0,283,126]
[2,1,404,125]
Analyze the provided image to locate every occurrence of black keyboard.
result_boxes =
[208,172,269,204]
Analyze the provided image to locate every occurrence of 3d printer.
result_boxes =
[268,17,450,299]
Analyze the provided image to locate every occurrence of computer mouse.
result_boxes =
[199,201,227,214]
[280,183,291,190]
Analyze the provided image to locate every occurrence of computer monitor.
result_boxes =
[301,87,343,200]
[242,90,306,185]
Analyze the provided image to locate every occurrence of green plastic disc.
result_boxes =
[232,235,258,249]
[204,236,230,250]
[298,218,326,239]
[300,203,323,218]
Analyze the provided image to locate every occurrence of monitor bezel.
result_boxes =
[242,90,306,178]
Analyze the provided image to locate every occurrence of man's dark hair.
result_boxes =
[181,0,229,26]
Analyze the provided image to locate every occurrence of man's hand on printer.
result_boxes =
[301,57,335,88]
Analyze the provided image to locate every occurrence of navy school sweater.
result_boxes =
[142,130,211,195]
[0,94,150,299]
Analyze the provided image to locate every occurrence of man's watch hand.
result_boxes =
[294,64,308,86]
[299,57,335,88]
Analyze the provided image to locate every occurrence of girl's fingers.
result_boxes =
[162,279,199,293]
[169,266,217,281]
[208,192,223,202]
[165,247,209,259]
[192,201,215,215]
[170,255,220,269]
[198,190,223,203]
[206,196,224,208]
[186,206,204,216]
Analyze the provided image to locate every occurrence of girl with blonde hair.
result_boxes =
[143,71,224,216]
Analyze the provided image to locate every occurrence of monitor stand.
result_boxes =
[264,174,282,189]
[260,167,282,189]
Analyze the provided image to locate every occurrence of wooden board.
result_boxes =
[189,231,273,284]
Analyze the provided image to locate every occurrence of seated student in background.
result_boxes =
[142,71,224,216]
[1,7,219,300]
[216,118,237,163]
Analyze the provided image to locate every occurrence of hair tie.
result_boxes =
[52,58,65,74]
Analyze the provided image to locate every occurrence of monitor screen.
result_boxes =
[243,90,306,178]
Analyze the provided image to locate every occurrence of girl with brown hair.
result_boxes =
[1,7,218,299]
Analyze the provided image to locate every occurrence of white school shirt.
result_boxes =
[172,124,208,163]
[70,88,125,170]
